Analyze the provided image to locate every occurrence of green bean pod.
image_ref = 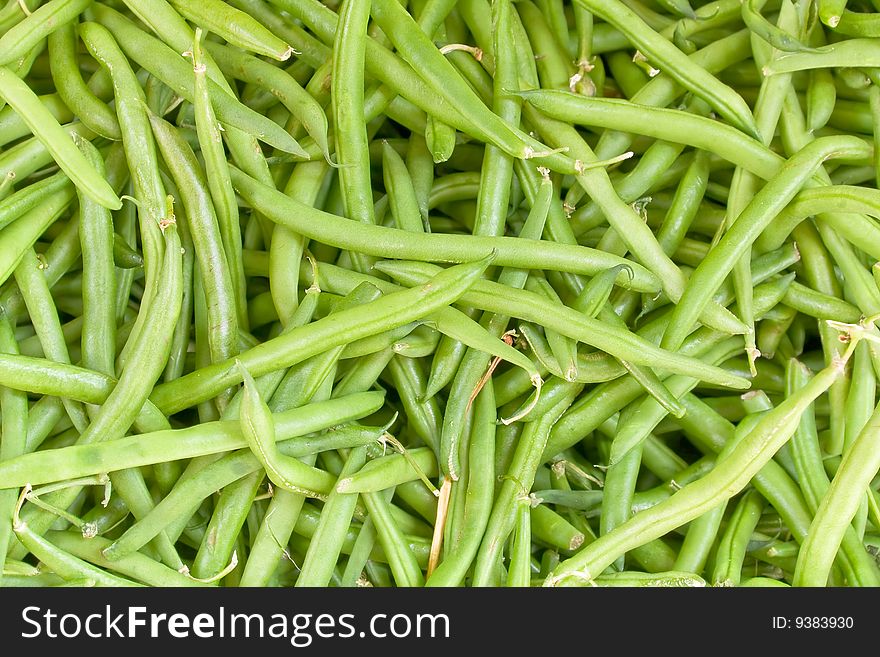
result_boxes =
[0,66,120,210]
[573,0,759,137]
[89,4,307,157]
[168,0,293,60]
[47,21,121,140]
[0,0,92,67]
[547,344,854,585]
[75,136,116,378]
[150,112,239,369]
[151,255,496,413]
[296,447,367,586]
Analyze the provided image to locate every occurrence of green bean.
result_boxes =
[13,493,141,586]
[0,123,84,188]
[741,575,790,587]
[0,0,39,33]
[713,489,766,586]
[600,340,739,568]
[391,326,441,358]
[25,399,76,456]
[0,187,76,290]
[818,0,849,27]
[291,274,535,395]
[270,349,343,416]
[189,30,247,331]
[591,142,688,231]
[520,102,746,337]
[598,304,687,417]
[48,531,208,587]
[112,234,143,270]
[807,49,837,133]
[0,0,92,68]
[815,219,880,319]
[518,91,781,181]
[794,396,880,585]
[269,165,328,327]
[662,136,869,352]
[573,0,758,137]
[606,51,650,98]
[731,1,798,374]
[383,141,425,234]
[506,377,584,434]
[232,0,330,66]
[742,0,814,52]
[0,317,27,580]
[11,218,182,552]
[332,0,376,272]
[845,341,875,453]
[832,8,880,36]
[112,0,290,253]
[240,456,316,586]
[238,361,336,497]
[572,266,632,320]
[252,167,664,283]
[151,255,495,414]
[103,426,379,562]
[527,276,579,382]
[271,0,457,127]
[519,325,625,384]
[507,500,532,587]
[426,382,495,586]
[364,0,572,172]
[14,249,89,433]
[238,334,339,584]
[296,447,367,586]
[530,503,584,553]
[791,349,880,583]
[0,573,71,587]
[473,385,579,586]
[47,22,120,141]
[756,185,880,255]
[424,116,456,164]
[2,0,875,591]
[150,111,238,369]
[387,355,442,451]
[767,39,880,74]
[75,137,116,379]
[530,489,602,513]
[337,323,416,360]
[672,503,726,576]
[785,275,852,327]
[572,570,706,587]
[869,85,880,194]
[80,21,169,363]
[168,0,292,60]
[204,40,329,164]
[547,342,854,585]
[609,338,743,465]
[190,469,262,581]
[363,488,425,586]
[373,260,751,389]
[423,41,548,474]
[162,201,193,385]
[0,391,384,489]
[337,448,438,494]
[517,0,572,91]
[0,67,119,210]
[405,132,433,232]
[89,5,307,157]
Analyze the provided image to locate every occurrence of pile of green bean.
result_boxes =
[1,0,880,589]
